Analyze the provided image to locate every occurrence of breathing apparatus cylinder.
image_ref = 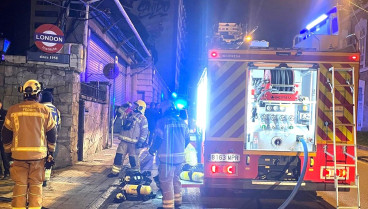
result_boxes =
[123,184,152,196]
[180,171,204,183]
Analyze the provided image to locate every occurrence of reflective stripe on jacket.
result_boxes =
[155,114,189,165]
[3,101,55,160]
[43,102,61,129]
[117,111,148,144]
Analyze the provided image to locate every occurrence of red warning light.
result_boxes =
[225,165,236,174]
[350,55,358,61]
[211,165,219,173]
[210,51,218,58]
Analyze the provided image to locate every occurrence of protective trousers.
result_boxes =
[112,141,140,174]
[10,159,45,209]
[159,163,182,209]
[0,139,10,176]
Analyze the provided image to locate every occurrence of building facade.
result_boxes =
[122,0,187,91]
[0,0,170,167]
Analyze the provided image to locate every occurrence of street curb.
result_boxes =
[357,145,368,151]
[89,178,120,209]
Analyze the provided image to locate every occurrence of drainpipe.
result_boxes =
[83,3,89,81]
[78,100,85,161]
[113,0,151,57]
[107,83,112,148]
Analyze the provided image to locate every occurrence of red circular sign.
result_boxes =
[34,24,64,53]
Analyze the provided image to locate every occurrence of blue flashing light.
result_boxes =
[176,103,185,109]
[326,7,337,15]
[300,7,338,35]
[332,17,339,34]
[175,98,187,110]
[300,29,308,34]
[172,92,178,98]
[306,14,328,30]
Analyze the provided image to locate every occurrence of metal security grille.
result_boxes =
[86,32,126,106]
[80,83,107,103]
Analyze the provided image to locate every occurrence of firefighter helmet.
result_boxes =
[18,80,44,96]
[134,100,146,114]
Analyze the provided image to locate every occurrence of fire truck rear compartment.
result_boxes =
[258,155,301,181]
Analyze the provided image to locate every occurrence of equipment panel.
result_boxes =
[245,63,317,152]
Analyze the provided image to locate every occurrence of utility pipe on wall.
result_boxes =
[113,0,151,57]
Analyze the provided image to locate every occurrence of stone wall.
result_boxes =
[82,100,109,160]
[0,59,80,168]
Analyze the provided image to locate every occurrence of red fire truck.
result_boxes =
[196,48,360,206]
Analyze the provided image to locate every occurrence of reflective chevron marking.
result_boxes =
[317,63,355,143]
[208,61,246,138]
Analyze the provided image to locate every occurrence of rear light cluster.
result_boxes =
[322,168,348,178]
[211,165,236,174]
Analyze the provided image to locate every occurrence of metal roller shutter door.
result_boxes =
[86,32,126,106]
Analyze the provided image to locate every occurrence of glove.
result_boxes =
[45,154,55,169]
[136,141,144,149]
[148,148,156,156]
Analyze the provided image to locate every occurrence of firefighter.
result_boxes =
[108,100,148,177]
[149,100,190,209]
[0,99,10,179]
[40,91,61,187]
[1,79,56,209]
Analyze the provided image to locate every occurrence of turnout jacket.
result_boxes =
[117,110,148,144]
[151,112,190,165]
[1,101,56,160]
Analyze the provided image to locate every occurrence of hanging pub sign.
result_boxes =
[34,24,64,53]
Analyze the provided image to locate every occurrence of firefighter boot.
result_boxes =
[108,153,123,178]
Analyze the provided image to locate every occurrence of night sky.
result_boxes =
[183,0,336,96]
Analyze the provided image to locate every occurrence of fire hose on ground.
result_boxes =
[278,138,308,209]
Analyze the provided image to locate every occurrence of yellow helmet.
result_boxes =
[134,100,146,114]
[18,80,44,96]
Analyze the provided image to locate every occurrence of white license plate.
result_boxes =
[210,153,240,162]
